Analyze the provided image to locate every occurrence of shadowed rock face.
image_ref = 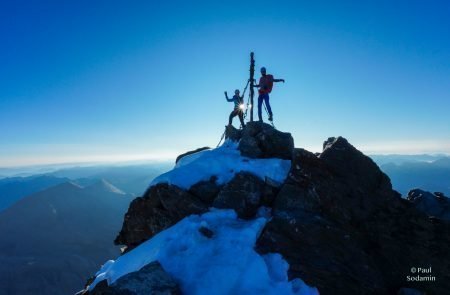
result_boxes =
[213,172,265,219]
[114,183,209,250]
[225,121,294,160]
[115,172,280,250]
[103,128,450,295]
[257,137,450,295]
[407,189,450,221]
[86,261,181,295]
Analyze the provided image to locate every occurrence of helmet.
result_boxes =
[260,67,266,74]
[234,89,240,94]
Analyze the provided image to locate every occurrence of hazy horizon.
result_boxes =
[1,150,449,173]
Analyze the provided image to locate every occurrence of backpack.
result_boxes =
[259,75,274,94]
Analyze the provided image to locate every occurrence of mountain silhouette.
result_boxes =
[0,179,133,295]
[0,175,69,211]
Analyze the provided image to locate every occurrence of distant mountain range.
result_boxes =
[0,163,172,211]
[0,179,133,295]
[0,162,172,294]
[47,163,172,195]
[370,154,448,166]
[0,175,69,211]
[371,154,450,196]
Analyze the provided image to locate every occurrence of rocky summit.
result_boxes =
[226,121,294,160]
[83,122,450,295]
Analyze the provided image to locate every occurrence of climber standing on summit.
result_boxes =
[224,89,245,128]
[254,67,285,122]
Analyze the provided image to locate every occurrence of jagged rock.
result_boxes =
[224,125,242,141]
[318,136,400,221]
[407,189,450,221]
[86,131,450,295]
[240,122,294,160]
[213,172,265,219]
[239,136,263,158]
[261,180,280,207]
[87,261,181,295]
[257,137,450,294]
[224,122,294,160]
[188,176,221,203]
[115,183,209,250]
[175,147,210,164]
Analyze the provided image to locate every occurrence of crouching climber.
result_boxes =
[224,89,245,128]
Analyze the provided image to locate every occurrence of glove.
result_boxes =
[282,79,285,83]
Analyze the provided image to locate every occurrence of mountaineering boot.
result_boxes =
[268,115,273,121]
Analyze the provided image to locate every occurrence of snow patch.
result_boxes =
[89,209,318,295]
[151,141,291,189]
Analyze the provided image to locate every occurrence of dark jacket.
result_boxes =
[226,94,243,109]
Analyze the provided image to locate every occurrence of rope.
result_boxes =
[243,80,252,120]
[241,80,250,98]
[243,95,251,120]
[216,129,226,147]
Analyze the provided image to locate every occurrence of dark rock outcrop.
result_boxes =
[188,176,221,204]
[99,132,450,295]
[115,183,209,250]
[224,125,242,142]
[213,172,265,219]
[407,189,450,221]
[175,147,210,164]
[225,122,294,160]
[257,137,450,295]
[85,261,181,295]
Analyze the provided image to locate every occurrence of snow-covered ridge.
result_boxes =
[151,141,291,189]
[89,209,318,295]
[86,136,315,294]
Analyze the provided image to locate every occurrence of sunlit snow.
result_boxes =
[90,210,318,295]
[151,141,291,189]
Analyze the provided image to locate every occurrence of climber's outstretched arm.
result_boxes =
[224,91,233,102]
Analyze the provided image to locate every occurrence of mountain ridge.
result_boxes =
[81,122,450,295]
[0,173,134,295]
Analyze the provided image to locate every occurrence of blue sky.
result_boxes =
[1,0,449,166]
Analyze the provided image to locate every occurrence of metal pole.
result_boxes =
[249,52,255,122]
